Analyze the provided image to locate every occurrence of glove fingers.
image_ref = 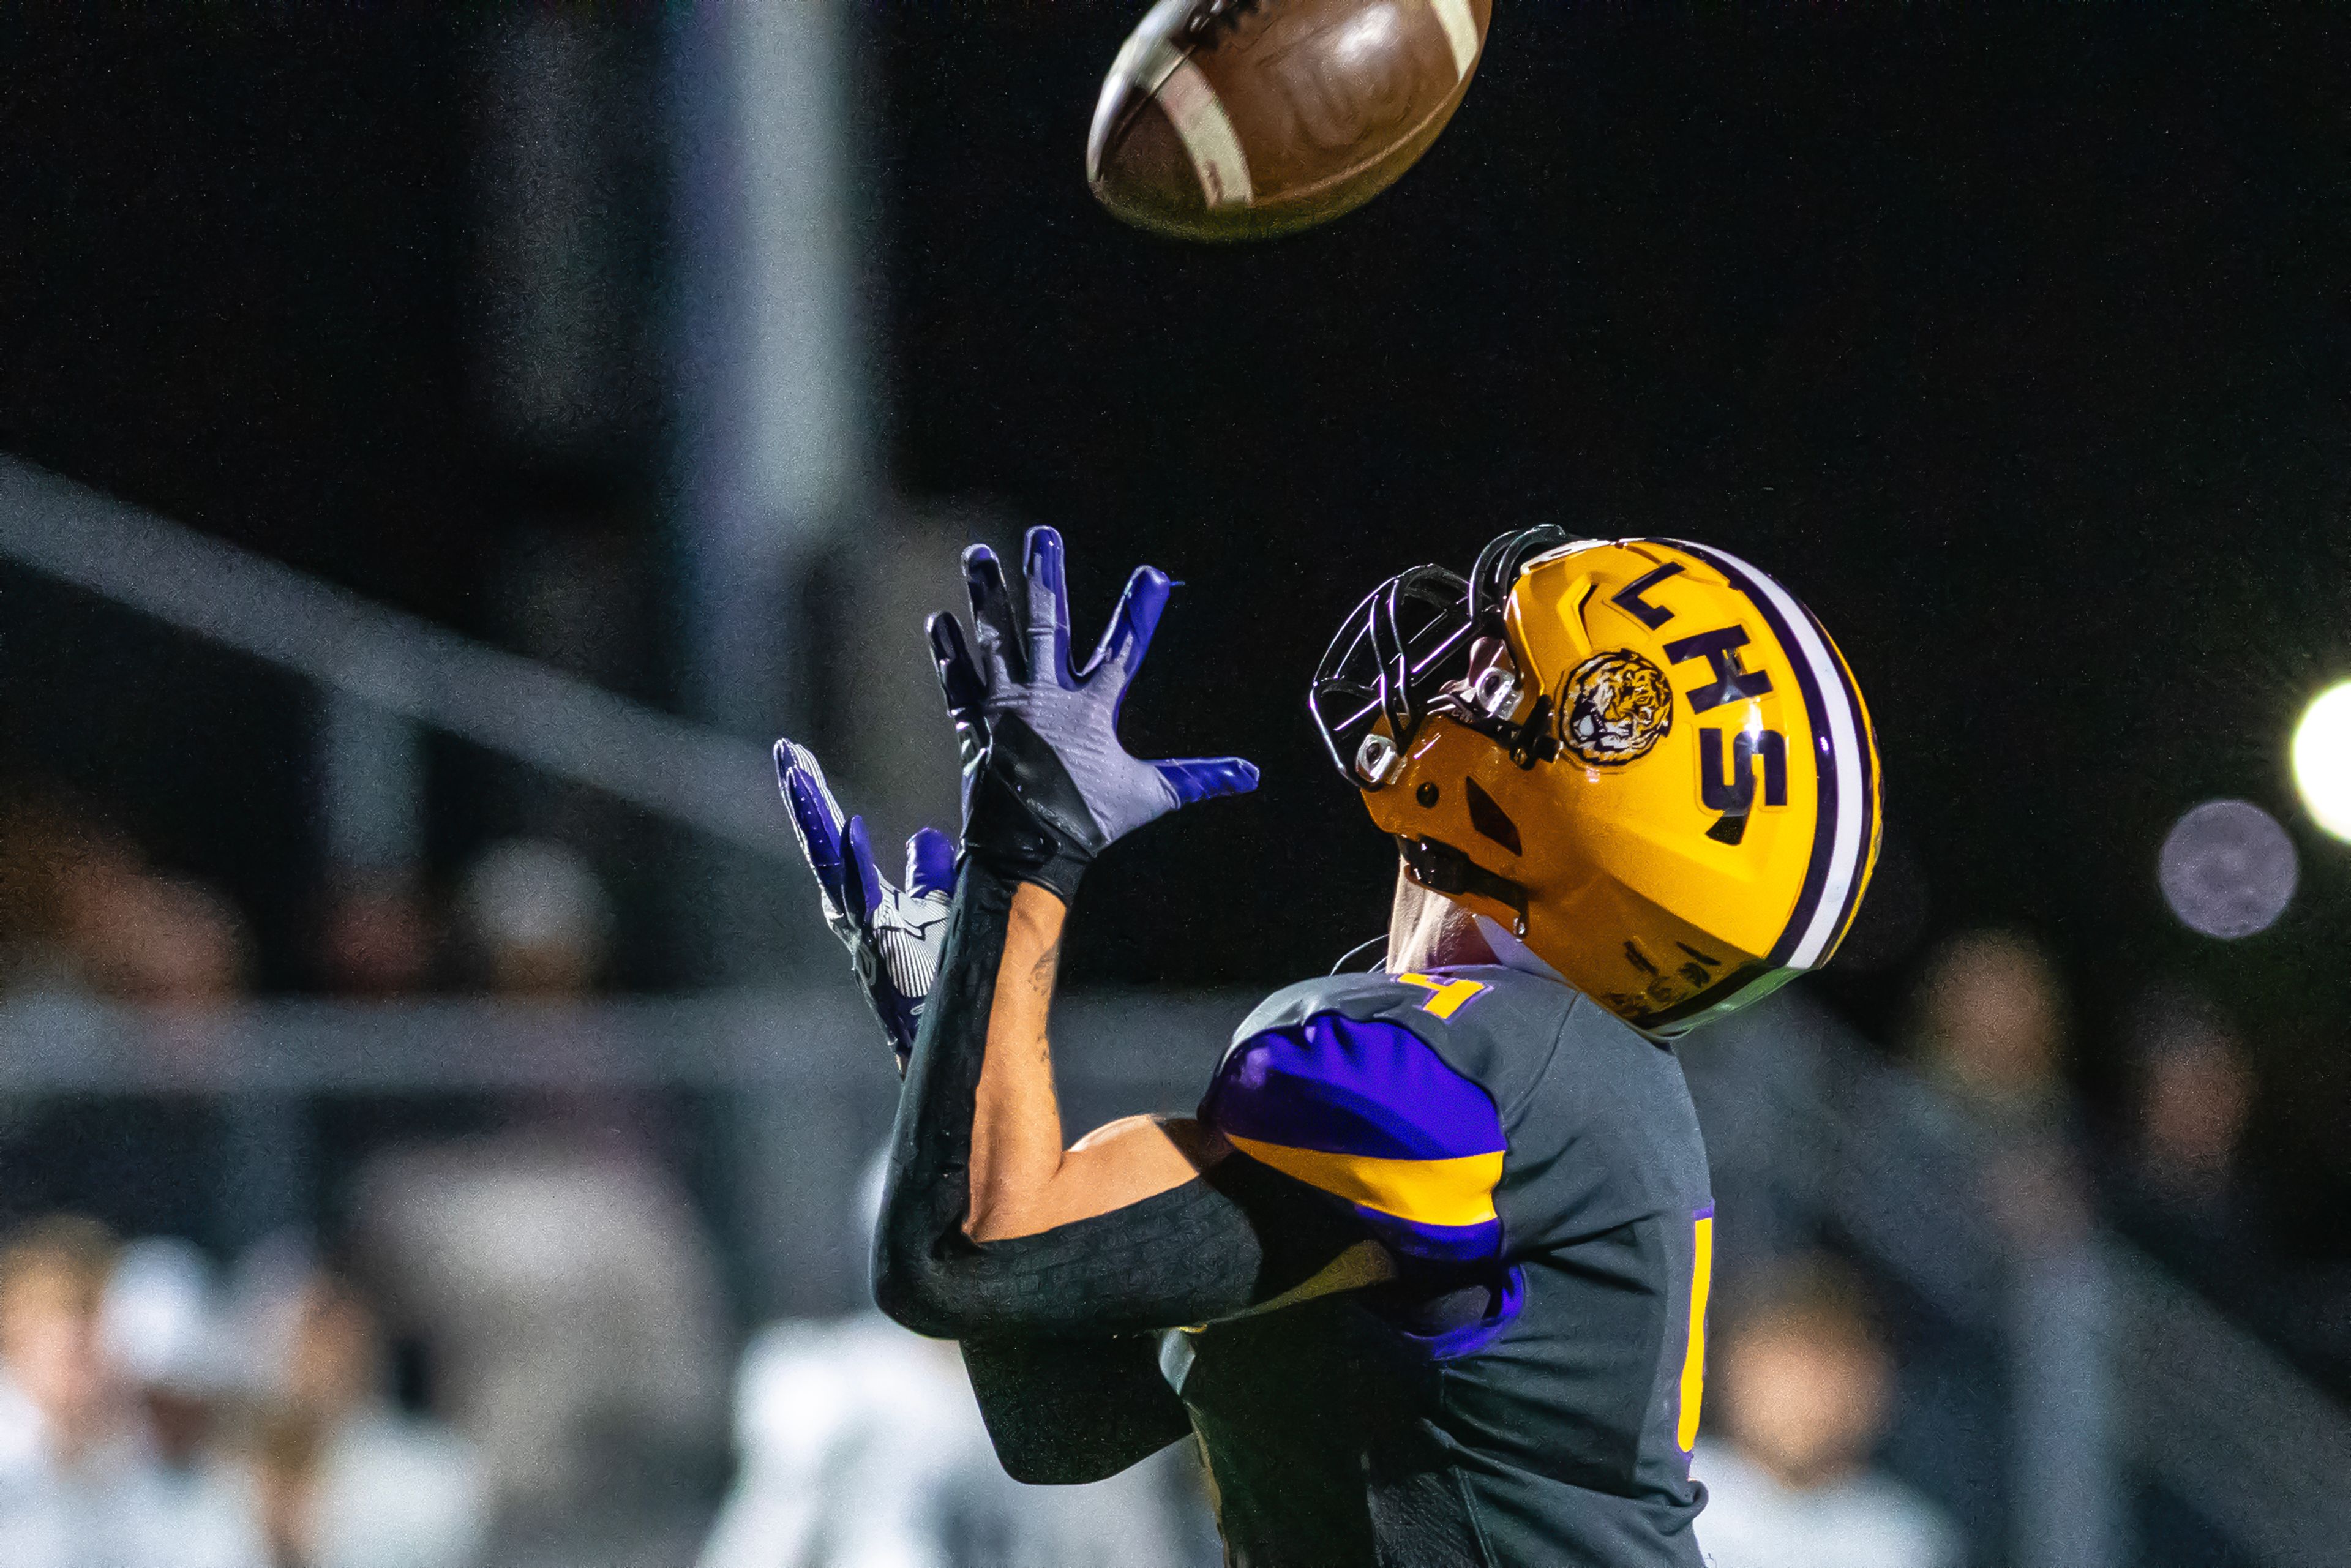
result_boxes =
[843,814,887,928]
[1022,525,1075,688]
[775,740,850,908]
[904,827,956,898]
[962,543,1025,686]
[775,737,846,825]
[1154,756,1262,806]
[928,612,989,721]
[1088,564,1172,682]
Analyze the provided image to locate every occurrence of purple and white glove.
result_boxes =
[774,739,955,1074]
[926,526,1259,901]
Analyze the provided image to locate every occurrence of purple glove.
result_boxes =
[927,525,1259,900]
[775,738,956,1073]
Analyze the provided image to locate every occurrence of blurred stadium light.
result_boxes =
[2158,799,2298,939]
[2291,682,2351,842]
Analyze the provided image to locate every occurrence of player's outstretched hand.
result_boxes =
[774,738,954,1075]
[927,525,1258,902]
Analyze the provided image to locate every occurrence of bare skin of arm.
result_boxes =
[964,864,1496,1243]
[964,883,1215,1240]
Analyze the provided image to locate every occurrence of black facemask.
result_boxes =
[1309,525,1580,788]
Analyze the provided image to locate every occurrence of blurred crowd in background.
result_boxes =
[2,776,2344,1568]
[0,785,616,1008]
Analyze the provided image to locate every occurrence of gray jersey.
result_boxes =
[1181,963,1715,1566]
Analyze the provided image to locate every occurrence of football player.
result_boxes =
[777,525,1880,1567]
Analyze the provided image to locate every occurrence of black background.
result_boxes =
[4,9,2348,1244]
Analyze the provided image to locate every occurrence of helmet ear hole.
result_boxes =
[1415,782,1440,808]
[1463,778,1523,857]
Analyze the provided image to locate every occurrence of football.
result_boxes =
[1086,0,1492,241]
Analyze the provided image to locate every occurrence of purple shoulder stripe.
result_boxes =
[1199,1013,1506,1161]
[1355,1209,1505,1270]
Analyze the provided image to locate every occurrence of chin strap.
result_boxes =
[1397,835,1532,938]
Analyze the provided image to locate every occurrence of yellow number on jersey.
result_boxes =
[1393,972,1488,1020]
[1678,1209,1714,1452]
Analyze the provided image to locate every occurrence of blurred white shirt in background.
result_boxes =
[0,1371,266,1568]
[1696,1442,1959,1568]
[700,1313,1209,1568]
[303,1408,486,1568]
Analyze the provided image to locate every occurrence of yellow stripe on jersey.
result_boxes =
[1226,1134,1503,1228]
[1393,972,1489,1019]
[1678,1213,1714,1451]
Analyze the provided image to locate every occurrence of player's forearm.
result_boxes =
[964,882,1072,1239]
[871,528,1285,1339]
[869,858,1355,1340]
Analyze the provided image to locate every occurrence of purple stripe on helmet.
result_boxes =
[1804,603,1878,956]
[1201,1014,1507,1161]
[1655,540,1840,970]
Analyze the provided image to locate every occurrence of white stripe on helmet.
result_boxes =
[1686,544,1869,969]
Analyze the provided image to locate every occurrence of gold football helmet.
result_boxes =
[1311,530,1881,1036]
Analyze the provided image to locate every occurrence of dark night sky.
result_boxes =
[3,10,2349,1228]
[876,7,2351,1226]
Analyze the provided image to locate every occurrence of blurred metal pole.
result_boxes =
[322,682,424,875]
[2009,1245,2124,1568]
[672,0,874,1316]
[260,648,422,1255]
[219,1086,312,1253]
[287,677,418,1248]
[670,0,869,984]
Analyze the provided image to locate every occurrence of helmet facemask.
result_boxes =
[1310,526,1584,790]
[1309,563,1472,787]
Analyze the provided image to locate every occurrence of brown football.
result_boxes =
[1087,0,1492,241]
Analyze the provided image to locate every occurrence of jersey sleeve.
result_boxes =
[1198,1011,1508,1272]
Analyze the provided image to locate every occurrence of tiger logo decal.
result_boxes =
[1559,650,1674,767]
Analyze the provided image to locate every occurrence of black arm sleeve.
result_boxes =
[869,859,1362,1482]
[870,859,1363,1341]
[959,1336,1193,1484]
